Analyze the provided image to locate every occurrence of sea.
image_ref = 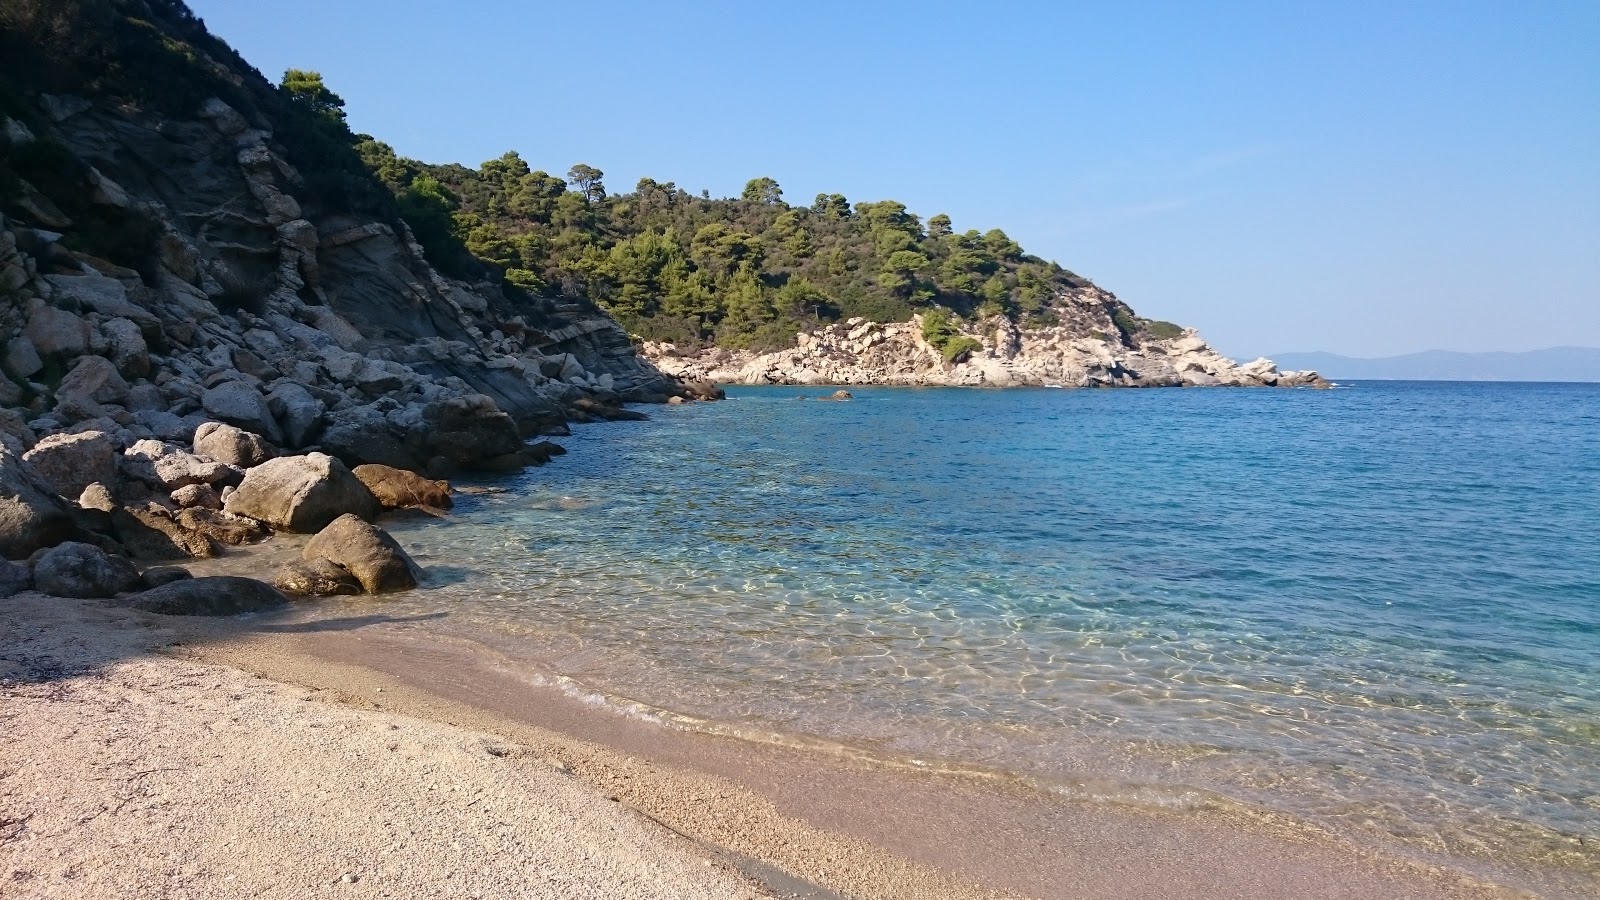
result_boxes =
[363,381,1598,893]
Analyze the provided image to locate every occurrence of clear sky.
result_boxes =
[185,0,1597,358]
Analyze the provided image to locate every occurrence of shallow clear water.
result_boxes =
[367,382,1598,886]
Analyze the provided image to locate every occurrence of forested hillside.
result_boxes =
[344,83,1182,352]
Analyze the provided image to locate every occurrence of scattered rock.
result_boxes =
[302,513,420,594]
[352,464,452,512]
[124,576,287,616]
[122,439,241,491]
[265,382,325,448]
[23,430,117,500]
[111,505,217,560]
[170,482,222,510]
[173,507,269,546]
[201,381,284,444]
[140,566,192,589]
[223,453,379,533]
[273,558,363,597]
[77,482,117,512]
[193,421,275,468]
[34,541,140,598]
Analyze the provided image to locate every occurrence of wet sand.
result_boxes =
[7,580,1536,900]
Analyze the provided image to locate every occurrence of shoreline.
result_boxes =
[2,592,1536,899]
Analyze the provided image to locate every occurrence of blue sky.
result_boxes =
[186,0,1598,357]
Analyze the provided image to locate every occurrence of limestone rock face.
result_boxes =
[201,382,284,445]
[302,513,419,594]
[35,542,140,598]
[352,464,452,512]
[23,431,117,500]
[0,443,80,559]
[193,421,275,468]
[274,557,363,597]
[125,576,286,616]
[223,453,379,533]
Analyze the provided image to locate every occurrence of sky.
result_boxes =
[185,0,1598,358]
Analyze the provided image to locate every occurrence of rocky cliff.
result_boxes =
[645,285,1328,389]
[0,84,686,475]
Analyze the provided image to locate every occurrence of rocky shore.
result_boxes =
[645,286,1329,389]
[0,88,733,611]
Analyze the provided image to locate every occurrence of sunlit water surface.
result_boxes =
[326,382,1596,890]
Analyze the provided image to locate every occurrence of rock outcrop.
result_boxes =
[352,464,452,512]
[644,290,1329,390]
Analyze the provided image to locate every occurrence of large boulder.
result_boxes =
[302,514,419,594]
[273,558,363,597]
[265,382,325,448]
[0,442,80,559]
[56,355,129,405]
[22,431,117,500]
[124,576,286,616]
[352,464,452,512]
[122,439,241,491]
[34,542,140,598]
[223,453,379,533]
[0,559,32,597]
[201,381,283,444]
[193,421,274,468]
[111,505,217,560]
[22,303,90,359]
[101,317,151,379]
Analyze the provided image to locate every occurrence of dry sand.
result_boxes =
[1,592,1543,899]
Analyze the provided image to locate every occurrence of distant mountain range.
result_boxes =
[1267,347,1600,382]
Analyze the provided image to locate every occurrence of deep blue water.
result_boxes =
[379,381,1600,887]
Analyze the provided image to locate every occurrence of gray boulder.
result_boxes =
[23,430,117,500]
[302,514,419,594]
[193,421,274,468]
[273,558,363,597]
[124,576,286,616]
[34,542,140,598]
[3,337,43,380]
[22,302,90,358]
[223,453,379,533]
[265,382,325,448]
[0,442,80,559]
[170,482,222,509]
[201,381,283,444]
[0,559,32,597]
[111,505,217,561]
[122,439,241,490]
[101,317,151,379]
[173,507,269,546]
[139,566,192,589]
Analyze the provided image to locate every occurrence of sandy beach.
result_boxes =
[1,592,1530,900]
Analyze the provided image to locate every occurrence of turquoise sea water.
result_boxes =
[378,382,1599,891]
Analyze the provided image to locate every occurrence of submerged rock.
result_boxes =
[352,464,452,512]
[302,514,419,594]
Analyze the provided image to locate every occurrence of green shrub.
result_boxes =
[1143,318,1184,339]
[942,335,982,362]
